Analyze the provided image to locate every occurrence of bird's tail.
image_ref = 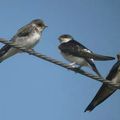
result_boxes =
[91,64,102,77]
[84,103,95,112]
[85,59,102,77]
[91,53,115,61]
[84,84,116,112]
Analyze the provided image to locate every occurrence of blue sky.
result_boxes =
[0,0,120,120]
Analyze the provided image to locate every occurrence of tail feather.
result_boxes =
[75,50,115,61]
[91,53,115,61]
[84,104,95,112]
[92,65,102,77]
[84,84,116,112]
[85,58,102,77]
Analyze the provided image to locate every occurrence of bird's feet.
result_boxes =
[68,62,76,68]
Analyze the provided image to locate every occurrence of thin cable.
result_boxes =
[0,38,119,89]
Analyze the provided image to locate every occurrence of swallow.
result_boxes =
[0,19,47,62]
[58,34,115,77]
[85,54,120,112]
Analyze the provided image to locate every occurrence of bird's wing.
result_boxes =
[0,44,11,57]
[59,40,115,60]
[106,61,120,80]
[87,53,115,61]
[84,61,120,112]
[59,40,90,54]
[14,24,35,38]
[84,84,116,112]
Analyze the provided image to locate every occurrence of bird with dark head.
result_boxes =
[58,34,115,77]
[58,34,73,43]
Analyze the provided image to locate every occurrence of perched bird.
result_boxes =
[85,54,120,112]
[0,19,47,62]
[58,34,115,77]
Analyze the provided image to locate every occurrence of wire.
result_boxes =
[0,38,119,89]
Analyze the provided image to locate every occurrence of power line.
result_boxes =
[0,38,119,89]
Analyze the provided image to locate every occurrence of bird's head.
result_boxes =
[58,34,73,43]
[31,19,48,32]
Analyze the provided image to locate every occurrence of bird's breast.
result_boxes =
[61,52,88,66]
[26,32,41,48]
[29,32,40,43]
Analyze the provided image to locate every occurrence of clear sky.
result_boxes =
[0,0,120,120]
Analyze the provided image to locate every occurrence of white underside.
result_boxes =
[61,52,89,67]
[16,32,41,49]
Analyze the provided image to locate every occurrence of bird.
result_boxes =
[84,54,120,112]
[0,19,47,62]
[58,34,115,77]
